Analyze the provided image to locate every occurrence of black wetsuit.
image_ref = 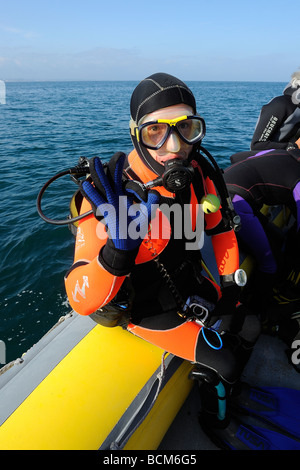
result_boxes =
[251,85,300,151]
[224,150,300,363]
[224,149,300,273]
[225,149,300,209]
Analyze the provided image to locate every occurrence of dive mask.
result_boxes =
[135,115,206,150]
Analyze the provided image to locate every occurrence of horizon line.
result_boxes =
[1,78,286,84]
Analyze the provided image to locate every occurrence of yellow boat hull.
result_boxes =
[0,313,193,450]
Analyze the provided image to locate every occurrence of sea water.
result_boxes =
[0,80,284,363]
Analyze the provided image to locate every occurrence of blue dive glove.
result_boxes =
[81,152,160,253]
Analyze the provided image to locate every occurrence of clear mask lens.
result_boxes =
[141,122,169,148]
[178,118,203,142]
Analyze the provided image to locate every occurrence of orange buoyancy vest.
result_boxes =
[65,150,239,316]
[126,149,239,275]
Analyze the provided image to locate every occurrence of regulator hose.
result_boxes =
[36,158,92,225]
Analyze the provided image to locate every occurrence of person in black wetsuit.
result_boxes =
[251,70,300,151]
[224,148,300,371]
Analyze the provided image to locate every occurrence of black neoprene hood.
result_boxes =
[130,73,196,124]
[130,73,197,177]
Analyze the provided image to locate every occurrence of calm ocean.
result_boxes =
[0,80,284,363]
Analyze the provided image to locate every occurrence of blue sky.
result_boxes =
[0,0,298,82]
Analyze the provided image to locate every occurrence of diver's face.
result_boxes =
[141,104,194,165]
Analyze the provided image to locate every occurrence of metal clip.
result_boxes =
[189,302,209,324]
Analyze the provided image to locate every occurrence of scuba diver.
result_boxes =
[63,72,263,445]
[251,70,300,151]
[224,148,300,373]
[60,73,300,449]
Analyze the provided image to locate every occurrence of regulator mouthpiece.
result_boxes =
[144,159,194,193]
